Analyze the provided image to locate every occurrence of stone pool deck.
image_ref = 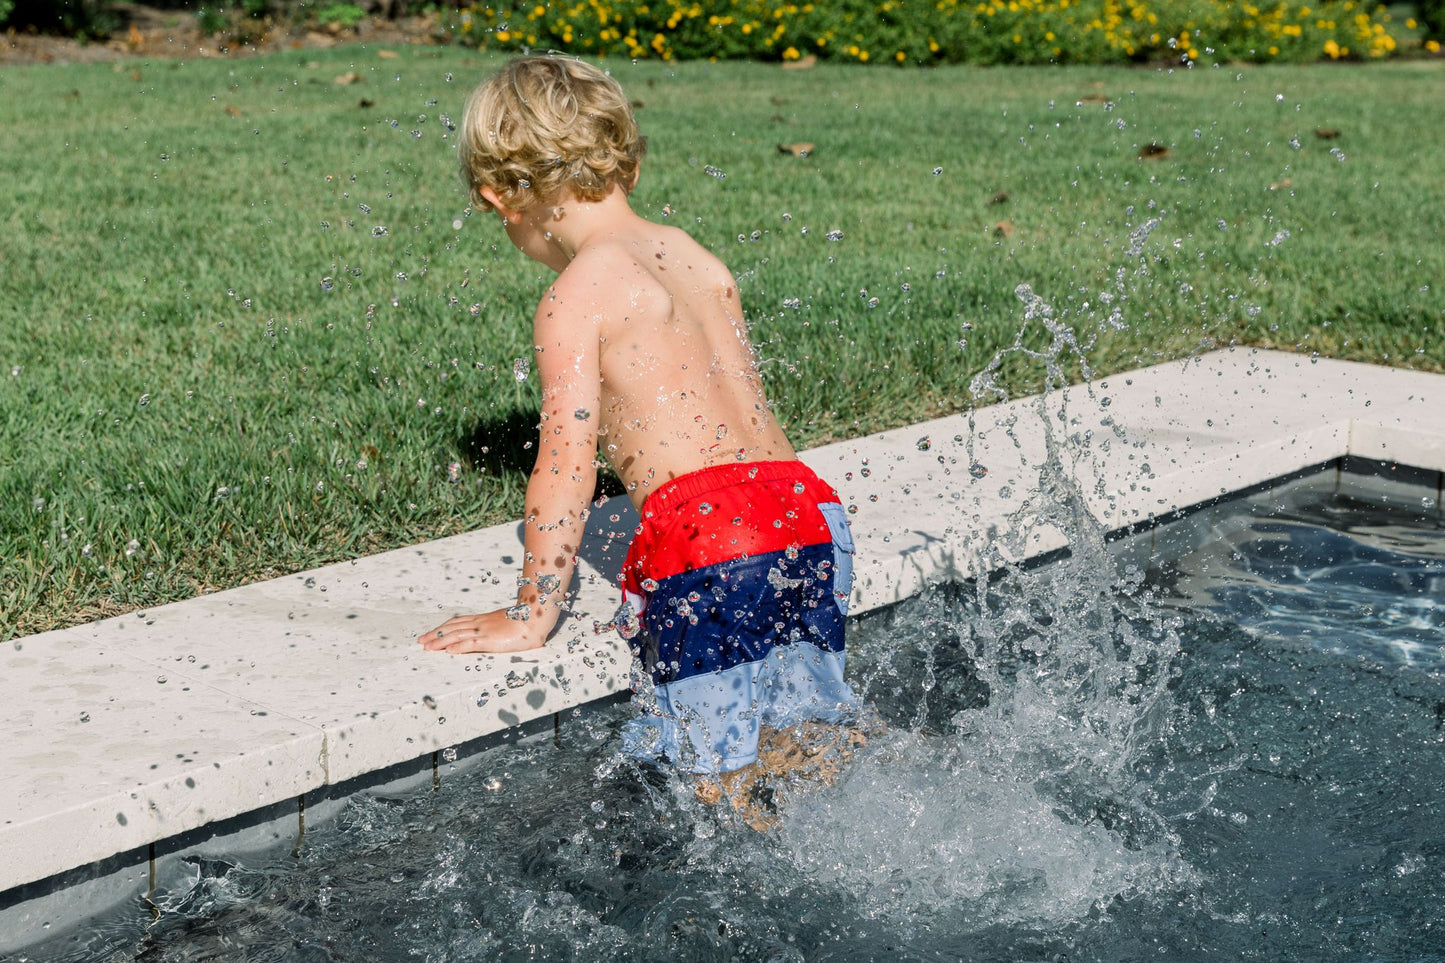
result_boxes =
[5,348,1445,906]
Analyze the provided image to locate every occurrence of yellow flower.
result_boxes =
[497,29,511,41]
[783,45,800,58]
[1428,39,1442,52]
[895,49,906,61]
[1323,38,1340,57]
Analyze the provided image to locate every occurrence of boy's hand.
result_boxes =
[419,608,550,654]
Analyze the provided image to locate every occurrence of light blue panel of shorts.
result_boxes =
[622,640,857,774]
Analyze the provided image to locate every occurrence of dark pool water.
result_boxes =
[20,485,1445,962]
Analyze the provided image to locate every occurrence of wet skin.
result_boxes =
[420,179,796,654]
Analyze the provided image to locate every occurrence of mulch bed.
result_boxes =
[1,2,447,65]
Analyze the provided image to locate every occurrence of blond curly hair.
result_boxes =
[459,57,646,211]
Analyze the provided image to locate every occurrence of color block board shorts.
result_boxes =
[617,460,859,774]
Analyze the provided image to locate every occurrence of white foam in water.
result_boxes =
[778,730,1193,926]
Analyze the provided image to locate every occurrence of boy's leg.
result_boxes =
[694,723,868,830]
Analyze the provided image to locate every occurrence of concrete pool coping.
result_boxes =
[4,348,1444,915]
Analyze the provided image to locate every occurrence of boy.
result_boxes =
[420,57,859,808]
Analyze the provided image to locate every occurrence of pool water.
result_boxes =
[22,481,1445,962]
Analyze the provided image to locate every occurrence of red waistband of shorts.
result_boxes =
[638,459,827,519]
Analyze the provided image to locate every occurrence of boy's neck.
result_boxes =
[520,186,644,272]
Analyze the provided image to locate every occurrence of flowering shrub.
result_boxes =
[449,0,1400,64]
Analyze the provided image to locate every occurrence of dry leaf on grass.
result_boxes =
[988,191,1010,205]
[378,49,399,59]
[992,220,1015,238]
[780,54,817,70]
[1314,128,1341,139]
[1139,143,1171,159]
[358,98,375,108]
[1268,178,1293,191]
[778,142,816,157]
[224,105,243,117]
[1076,93,1112,105]
[334,72,362,85]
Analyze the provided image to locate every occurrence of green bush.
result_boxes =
[316,2,369,30]
[3,0,119,39]
[1417,0,1444,37]
[447,0,1401,64]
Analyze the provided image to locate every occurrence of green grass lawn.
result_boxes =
[2,48,1441,638]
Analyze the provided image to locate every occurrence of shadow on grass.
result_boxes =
[460,408,626,502]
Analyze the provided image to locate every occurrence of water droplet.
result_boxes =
[156,676,167,684]
[442,747,458,762]
[137,393,152,408]
[476,693,489,707]
[512,357,530,382]
[703,165,726,179]
[969,463,988,479]
[483,775,503,790]
[422,695,437,710]
[698,502,713,514]
[504,603,530,622]
[79,711,91,723]
[641,577,659,592]
[931,166,944,176]
[125,539,141,557]
[446,462,461,483]
[371,226,389,237]
[574,408,591,420]
[81,543,93,557]
[1424,497,1438,510]
[505,670,527,688]
[825,229,845,242]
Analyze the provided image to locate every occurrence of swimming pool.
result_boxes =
[20,468,1445,961]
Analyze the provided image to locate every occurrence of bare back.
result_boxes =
[568,222,795,509]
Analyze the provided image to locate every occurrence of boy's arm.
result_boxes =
[420,279,601,654]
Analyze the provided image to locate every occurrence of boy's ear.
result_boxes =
[478,186,519,222]
[627,163,642,193]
